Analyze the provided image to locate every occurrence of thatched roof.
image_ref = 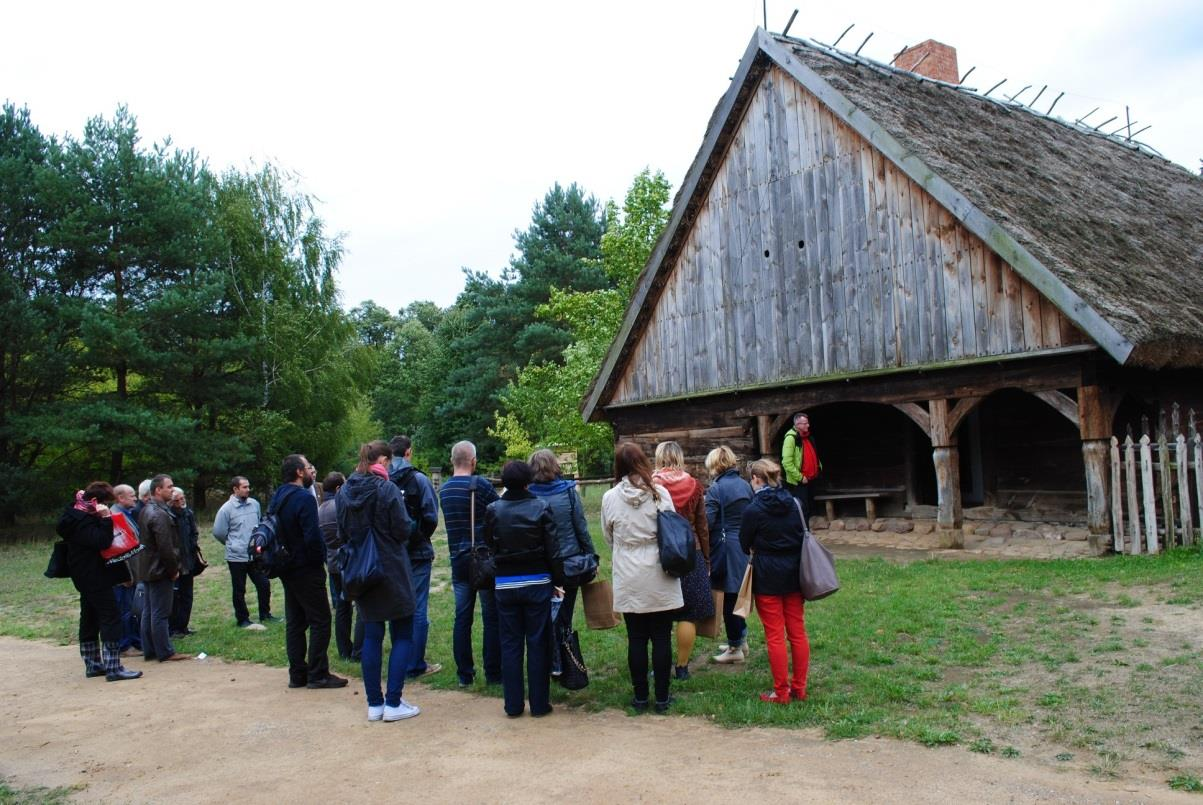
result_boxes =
[776,34,1203,369]
[583,29,1203,421]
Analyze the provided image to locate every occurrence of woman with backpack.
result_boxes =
[705,446,754,665]
[484,460,562,718]
[336,441,417,722]
[528,449,596,637]
[739,458,809,704]
[651,441,712,681]
[602,442,679,713]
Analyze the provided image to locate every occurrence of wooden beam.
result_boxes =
[1075,385,1111,440]
[893,402,931,437]
[1033,389,1080,428]
[758,34,1135,366]
[947,396,984,435]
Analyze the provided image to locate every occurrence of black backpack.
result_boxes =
[391,465,423,531]
[249,493,292,578]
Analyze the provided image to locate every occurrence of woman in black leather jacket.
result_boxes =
[484,460,562,718]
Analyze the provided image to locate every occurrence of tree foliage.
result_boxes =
[0,104,368,518]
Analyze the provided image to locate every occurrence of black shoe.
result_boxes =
[85,669,106,678]
[307,674,349,689]
[530,706,553,718]
[261,614,284,623]
[674,665,690,681]
[288,679,308,689]
[631,698,649,713]
[106,668,143,682]
[654,696,675,714]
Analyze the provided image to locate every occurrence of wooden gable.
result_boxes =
[606,64,1086,408]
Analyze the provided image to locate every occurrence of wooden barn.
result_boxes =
[583,30,1203,549]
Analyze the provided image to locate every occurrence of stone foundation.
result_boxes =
[810,516,1102,558]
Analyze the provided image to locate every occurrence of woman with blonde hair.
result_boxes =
[651,441,711,681]
[739,458,809,704]
[704,446,754,664]
[602,442,679,712]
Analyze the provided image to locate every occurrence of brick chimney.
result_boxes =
[895,40,959,83]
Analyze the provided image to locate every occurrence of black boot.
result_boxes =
[102,641,142,682]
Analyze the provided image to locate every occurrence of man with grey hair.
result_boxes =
[137,475,192,662]
[437,440,500,687]
[111,484,142,655]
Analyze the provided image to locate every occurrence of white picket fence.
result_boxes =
[1109,404,1201,553]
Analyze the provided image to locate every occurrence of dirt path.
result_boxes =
[0,638,1187,804]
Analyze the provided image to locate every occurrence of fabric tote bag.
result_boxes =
[100,512,144,564]
[581,579,622,629]
[732,560,754,619]
[793,499,839,601]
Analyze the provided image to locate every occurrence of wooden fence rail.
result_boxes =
[1110,404,1201,553]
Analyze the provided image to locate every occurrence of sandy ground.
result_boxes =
[0,637,1190,805]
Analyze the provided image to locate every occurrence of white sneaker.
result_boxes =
[712,646,746,664]
[242,623,268,632]
[383,699,420,722]
[367,705,384,721]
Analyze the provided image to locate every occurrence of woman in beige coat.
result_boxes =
[602,442,680,713]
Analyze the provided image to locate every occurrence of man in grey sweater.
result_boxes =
[213,476,278,630]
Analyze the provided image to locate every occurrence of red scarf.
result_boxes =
[369,464,389,480]
[800,436,820,480]
[73,490,100,516]
[652,468,698,511]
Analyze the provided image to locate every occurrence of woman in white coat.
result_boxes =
[602,442,680,713]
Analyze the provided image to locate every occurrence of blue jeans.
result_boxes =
[407,559,433,676]
[452,577,501,685]
[496,583,553,717]
[360,617,413,707]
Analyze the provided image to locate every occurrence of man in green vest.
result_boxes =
[782,412,821,521]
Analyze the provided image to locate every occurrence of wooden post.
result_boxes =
[1175,405,1193,545]
[1124,430,1141,554]
[756,415,774,457]
[1110,436,1124,553]
[1077,386,1112,548]
[928,398,963,546]
[1157,408,1175,547]
[1140,431,1158,553]
[1193,410,1203,545]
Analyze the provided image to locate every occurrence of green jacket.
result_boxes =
[781,429,821,486]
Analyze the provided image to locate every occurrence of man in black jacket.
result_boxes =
[137,475,192,663]
[271,453,347,690]
[388,435,442,679]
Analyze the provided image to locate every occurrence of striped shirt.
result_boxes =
[438,475,498,560]
[495,572,552,590]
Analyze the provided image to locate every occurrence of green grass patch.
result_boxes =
[1169,774,1203,793]
[0,777,78,805]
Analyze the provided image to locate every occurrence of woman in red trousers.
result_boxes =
[738,459,809,703]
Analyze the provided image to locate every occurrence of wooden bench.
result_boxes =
[814,487,905,524]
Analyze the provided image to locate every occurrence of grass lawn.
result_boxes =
[4,486,1203,788]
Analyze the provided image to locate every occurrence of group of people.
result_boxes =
[56,413,820,718]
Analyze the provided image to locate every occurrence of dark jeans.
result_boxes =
[280,564,332,685]
[723,590,748,647]
[624,610,674,704]
[555,583,579,634]
[229,560,272,625]
[169,574,194,633]
[407,558,433,676]
[787,481,813,521]
[328,571,361,660]
[79,586,123,645]
[451,577,501,685]
[114,583,141,651]
[360,616,414,708]
[496,583,552,717]
[140,578,176,660]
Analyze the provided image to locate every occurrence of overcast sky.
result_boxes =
[5,0,1200,313]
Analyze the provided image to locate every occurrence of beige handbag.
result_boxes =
[732,556,755,618]
[581,579,622,629]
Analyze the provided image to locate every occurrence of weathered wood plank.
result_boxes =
[1002,263,1025,353]
[924,190,949,361]
[985,250,1006,355]
[1124,433,1142,554]
[1020,277,1042,350]
[1157,412,1175,546]
[937,205,963,359]
[1040,285,1063,348]
[1110,436,1124,552]
[1140,433,1158,553]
